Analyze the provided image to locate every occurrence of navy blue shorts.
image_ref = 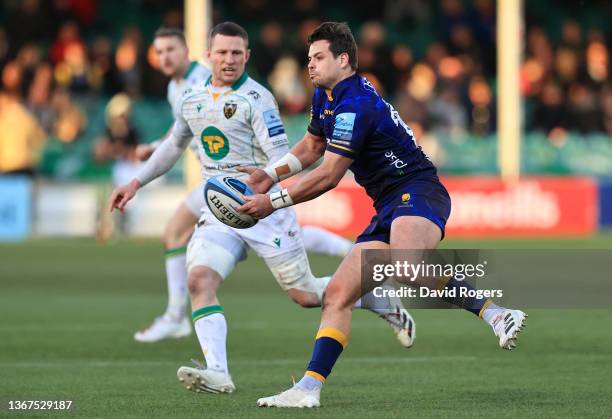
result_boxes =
[356,178,451,244]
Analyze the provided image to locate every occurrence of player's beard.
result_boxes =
[312,77,330,90]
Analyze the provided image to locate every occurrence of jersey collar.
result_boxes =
[231,71,249,90]
[330,73,359,102]
[204,72,249,90]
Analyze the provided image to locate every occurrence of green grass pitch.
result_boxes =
[2,235,612,418]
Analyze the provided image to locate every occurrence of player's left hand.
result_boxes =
[237,166,274,194]
[108,179,141,213]
[237,194,274,219]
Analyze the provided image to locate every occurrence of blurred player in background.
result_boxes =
[93,93,141,187]
[92,93,142,235]
[132,28,357,344]
[109,22,415,394]
[238,22,528,408]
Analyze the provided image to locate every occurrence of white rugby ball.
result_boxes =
[204,175,258,229]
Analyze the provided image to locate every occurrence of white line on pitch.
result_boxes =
[0,356,477,369]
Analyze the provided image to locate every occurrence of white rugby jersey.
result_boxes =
[171,72,289,181]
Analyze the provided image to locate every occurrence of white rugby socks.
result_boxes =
[354,291,391,315]
[164,247,189,320]
[481,302,504,325]
[302,226,353,257]
[295,373,324,391]
[192,305,229,373]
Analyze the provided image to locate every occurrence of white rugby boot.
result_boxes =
[257,385,320,408]
[379,288,416,348]
[134,315,191,343]
[490,309,528,350]
[177,360,235,394]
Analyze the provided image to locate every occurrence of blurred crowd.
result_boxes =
[246,0,611,142]
[0,0,610,176]
[523,20,611,139]
[0,0,172,175]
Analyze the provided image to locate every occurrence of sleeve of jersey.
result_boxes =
[135,119,192,186]
[306,91,324,137]
[326,106,370,159]
[172,106,194,144]
[251,94,289,158]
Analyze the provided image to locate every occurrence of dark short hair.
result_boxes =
[308,22,358,70]
[153,27,186,45]
[209,21,249,47]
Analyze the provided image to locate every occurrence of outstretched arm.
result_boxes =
[238,87,328,193]
[239,131,327,193]
[108,120,192,212]
[283,150,351,204]
[133,125,174,161]
[288,131,328,169]
[134,130,190,186]
[237,151,353,219]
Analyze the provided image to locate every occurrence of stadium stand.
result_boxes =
[0,0,610,180]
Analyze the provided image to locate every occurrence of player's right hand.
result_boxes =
[237,166,274,194]
[108,179,141,213]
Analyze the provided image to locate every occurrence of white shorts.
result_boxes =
[183,183,206,217]
[186,206,323,293]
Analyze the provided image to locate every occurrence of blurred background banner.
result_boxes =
[283,175,599,238]
[442,176,598,236]
[0,176,31,241]
[0,0,610,241]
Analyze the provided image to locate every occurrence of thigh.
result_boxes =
[389,215,442,250]
[182,183,205,218]
[327,240,389,305]
[165,201,199,240]
[186,221,247,278]
[389,216,443,288]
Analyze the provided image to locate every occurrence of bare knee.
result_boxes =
[187,267,221,303]
[321,280,354,313]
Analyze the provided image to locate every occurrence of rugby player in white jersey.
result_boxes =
[109,22,415,394]
[130,28,211,343]
[133,28,356,343]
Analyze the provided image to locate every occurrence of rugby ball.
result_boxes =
[204,175,258,229]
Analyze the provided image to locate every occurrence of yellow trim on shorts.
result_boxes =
[316,327,348,348]
[305,370,326,383]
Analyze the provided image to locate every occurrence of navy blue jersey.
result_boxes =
[308,73,437,203]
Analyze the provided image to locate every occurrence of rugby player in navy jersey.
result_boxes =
[238,22,527,408]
